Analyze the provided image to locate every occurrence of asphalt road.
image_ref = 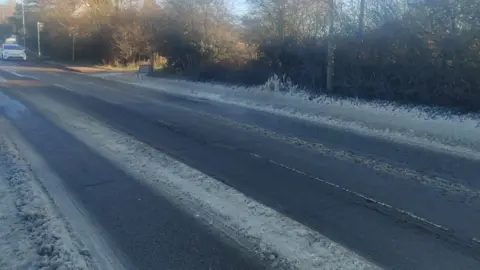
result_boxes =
[1,61,480,269]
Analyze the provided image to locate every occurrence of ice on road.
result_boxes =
[25,88,380,270]
[0,118,91,270]
[94,72,480,159]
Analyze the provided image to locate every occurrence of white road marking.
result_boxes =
[154,100,480,200]
[53,83,124,104]
[250,152,453,233]
[0,68,39,80]
[16,91,381,270]
[1,68,26,77]
[54,83,75,92]
[58,79,118,92]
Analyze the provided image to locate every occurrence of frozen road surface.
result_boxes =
[1,61,480,270]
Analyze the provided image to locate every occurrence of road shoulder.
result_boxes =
[0,116,127,270]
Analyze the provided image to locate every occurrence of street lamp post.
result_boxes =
[21,0,26,49]
[70,26,77,62]
[37,22,43,57]
[72,30,75,61]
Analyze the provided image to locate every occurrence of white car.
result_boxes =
[2,44,27,61]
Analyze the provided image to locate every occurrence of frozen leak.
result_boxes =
[94,72,480,159]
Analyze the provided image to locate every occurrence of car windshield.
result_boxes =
[3,45,22,50]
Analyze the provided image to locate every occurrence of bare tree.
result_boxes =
[246,0,328,40]
[112,20,152,62]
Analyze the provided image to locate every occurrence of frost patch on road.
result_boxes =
[173,105,480,200]
[0,120,91,270]
[94,72,480,159]
[0,91,28,119]
[25,90,380,270]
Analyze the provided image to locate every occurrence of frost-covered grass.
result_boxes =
[0,119,91,270]
[94,72,480,159]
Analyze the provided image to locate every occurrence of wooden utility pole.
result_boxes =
[279,0,286,41]
[71,26,77,62]
[450,0,456,34]
[21,0,26,49]
[450,0,456,67]
[358,0,365,38]
[72,32,75,61]
[115,0,122,17]
[326,0,335,93]
[37,22,43,57]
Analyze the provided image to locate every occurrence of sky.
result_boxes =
[230,0,249,15]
